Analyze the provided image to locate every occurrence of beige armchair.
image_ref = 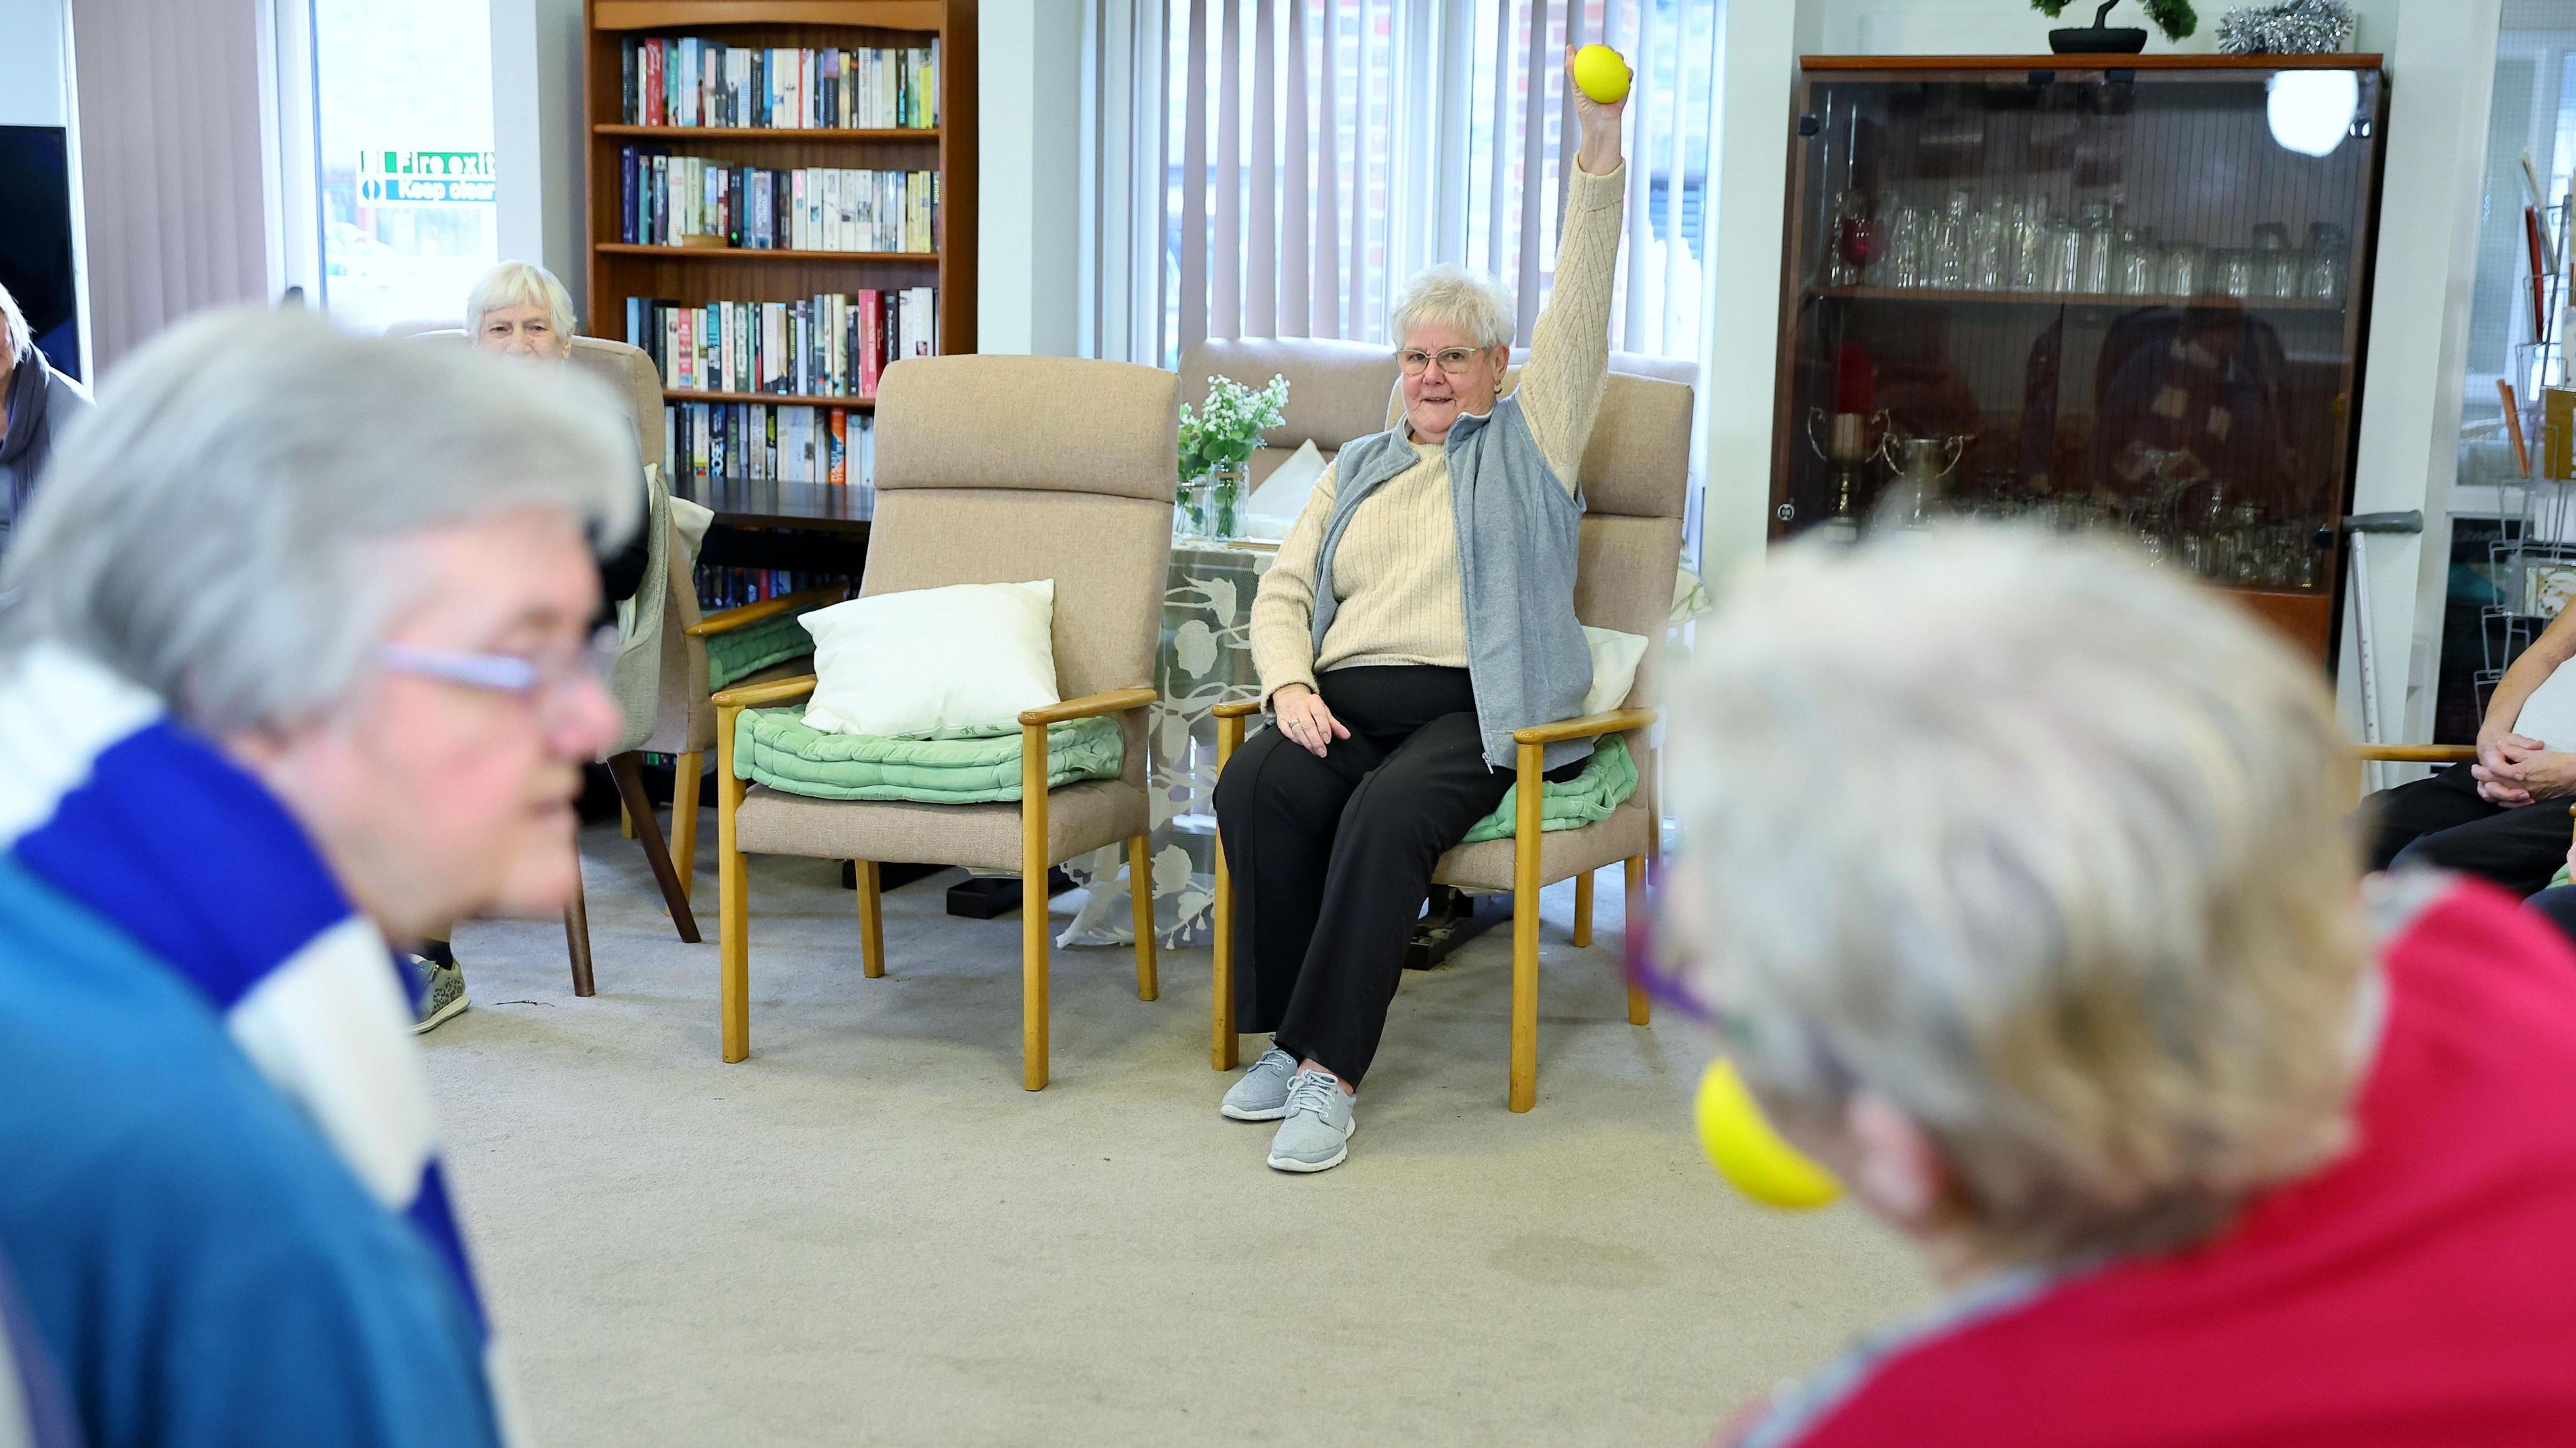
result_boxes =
[710,355,1179,1089]
[1210,369,1697,1111]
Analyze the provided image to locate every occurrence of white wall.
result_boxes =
[490,0,586,319]
[979,0,1083,355]
[0,0,69,127]
[1700,0,2497,750]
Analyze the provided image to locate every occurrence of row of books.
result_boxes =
[666,402,875,488]
[625,290,936,400]
[621,152,936,254]
[621,37,938,130]
[696,566,857,614]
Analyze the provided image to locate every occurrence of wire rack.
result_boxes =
[2478,202,2573,714]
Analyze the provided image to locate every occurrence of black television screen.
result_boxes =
[0,124,81,382]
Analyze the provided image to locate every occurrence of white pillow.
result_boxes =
[1242,439,1330,541]
[798,580,1060,736]
[1580,626,1649,718]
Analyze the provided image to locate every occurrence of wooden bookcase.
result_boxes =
[580,0,979,415]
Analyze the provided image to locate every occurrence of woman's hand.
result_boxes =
[1566,45,1627,176]
[2473,728,2544,805]
[1271,683,1350,759]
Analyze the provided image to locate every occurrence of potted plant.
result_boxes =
[1175,373,1289,541]
[2033,0,2197,53]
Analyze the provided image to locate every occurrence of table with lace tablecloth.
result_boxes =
[1058,542,1273,948]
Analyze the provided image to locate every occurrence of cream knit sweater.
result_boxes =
[1250,162,1627,703]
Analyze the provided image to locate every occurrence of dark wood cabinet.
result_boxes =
[1768,54,2390,657]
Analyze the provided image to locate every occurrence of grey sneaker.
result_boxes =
[1266,1069,1358,1173]
[411,956,468,1035]
[1221,1045,1301,1121]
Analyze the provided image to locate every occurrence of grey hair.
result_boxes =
[466,260,578,348]
[0,281,26,360]
[1389,263,1515,352]
[1665,526,2367,1264]
[0,306,638,734]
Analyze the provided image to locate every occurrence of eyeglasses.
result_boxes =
[376,626,618,727]
[1396,346,1489,377]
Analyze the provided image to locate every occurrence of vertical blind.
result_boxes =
[69,0,276,375]
[1079,0,1721,370]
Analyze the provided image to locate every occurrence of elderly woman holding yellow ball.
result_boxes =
[1211,44,1631,1174]
[1659,527,2576,1447]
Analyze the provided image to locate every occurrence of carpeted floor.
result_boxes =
[428,823,1934,1447]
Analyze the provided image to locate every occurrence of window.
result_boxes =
[304,0,500,331]
[1083,0,1721,370]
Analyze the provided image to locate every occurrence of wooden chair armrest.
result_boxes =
[1212,698,1265,720]
[1511,707,1658,747]
[1018,686,1159,727]
[2355,744,2476,764]
[686,586,847,638]
[710,673,820,710]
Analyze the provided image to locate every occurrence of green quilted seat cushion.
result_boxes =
[706,608,820,693]
[1458,734,1638,845]
[733,708,1126,803]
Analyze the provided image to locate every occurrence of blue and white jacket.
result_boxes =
[0,643,512,1447]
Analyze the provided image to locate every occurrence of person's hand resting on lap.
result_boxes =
[2473,728,2576,806]
[1270,683,1350,758]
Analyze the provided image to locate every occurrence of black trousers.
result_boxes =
[2365,763,2571,897]
[1213,665,1570,1085]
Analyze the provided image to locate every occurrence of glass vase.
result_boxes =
[1177,459,1246,542]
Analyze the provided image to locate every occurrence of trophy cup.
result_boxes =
[1876,431,1968,531]
[1806,407,1890,542]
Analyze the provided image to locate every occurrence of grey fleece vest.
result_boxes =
[1310,392,1594,771]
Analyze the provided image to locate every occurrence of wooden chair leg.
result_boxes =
[608,751,701,944]
[1572,869,1595,948]
[564,850,594,997]
[1021,723,1051,1091]
[1624,854,1650,1026]
[716,712,751,1062]
[670,749,702,904]
[1510,741,1544,1113]
[855,860,885,978]
[1211,712,1244,1070]
[1129,834,1159,1001]
[619,800,635,838]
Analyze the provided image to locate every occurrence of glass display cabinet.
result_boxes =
[1769,54,2389,656]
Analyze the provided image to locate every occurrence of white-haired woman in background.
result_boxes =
[1664,529,2576,1447]
[405,261,659,1032]
[1212,48,1629,1173]
[0,278,90,554]
[0,308,633,1445]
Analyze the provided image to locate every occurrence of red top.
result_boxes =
[1745,878,2576,1448]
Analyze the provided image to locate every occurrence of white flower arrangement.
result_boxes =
[1177,373,1290,482]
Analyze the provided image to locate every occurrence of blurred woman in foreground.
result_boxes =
[1660,528,2576,1447]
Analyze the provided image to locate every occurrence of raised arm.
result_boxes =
[1515,48,1630,490]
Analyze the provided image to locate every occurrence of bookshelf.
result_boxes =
[582,0,977,444]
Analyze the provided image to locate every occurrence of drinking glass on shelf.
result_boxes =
[2220,501,2265,584]
[2041,218,2081,293]
[1883,199,1928,288]
[2116,228,2158,296]
[2216,247,2255,299]
[1828,188,1875,286]
[2251,222,2297,299]
[1931,188,1974,290]
[2302,222,2349,302]
[1972,195,2011,291]
[2162,241,2207,298]
[2076,201,2116,294]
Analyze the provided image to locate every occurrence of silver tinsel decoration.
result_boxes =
[2216,0,2355,54]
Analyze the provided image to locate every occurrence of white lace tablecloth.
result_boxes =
[1058,542,1273,948]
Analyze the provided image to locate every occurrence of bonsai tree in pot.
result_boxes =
[2034,0,2198,52]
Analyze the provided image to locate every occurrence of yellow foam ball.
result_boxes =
[1695,1058,1843,1210]
[1572,44,1631,105]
